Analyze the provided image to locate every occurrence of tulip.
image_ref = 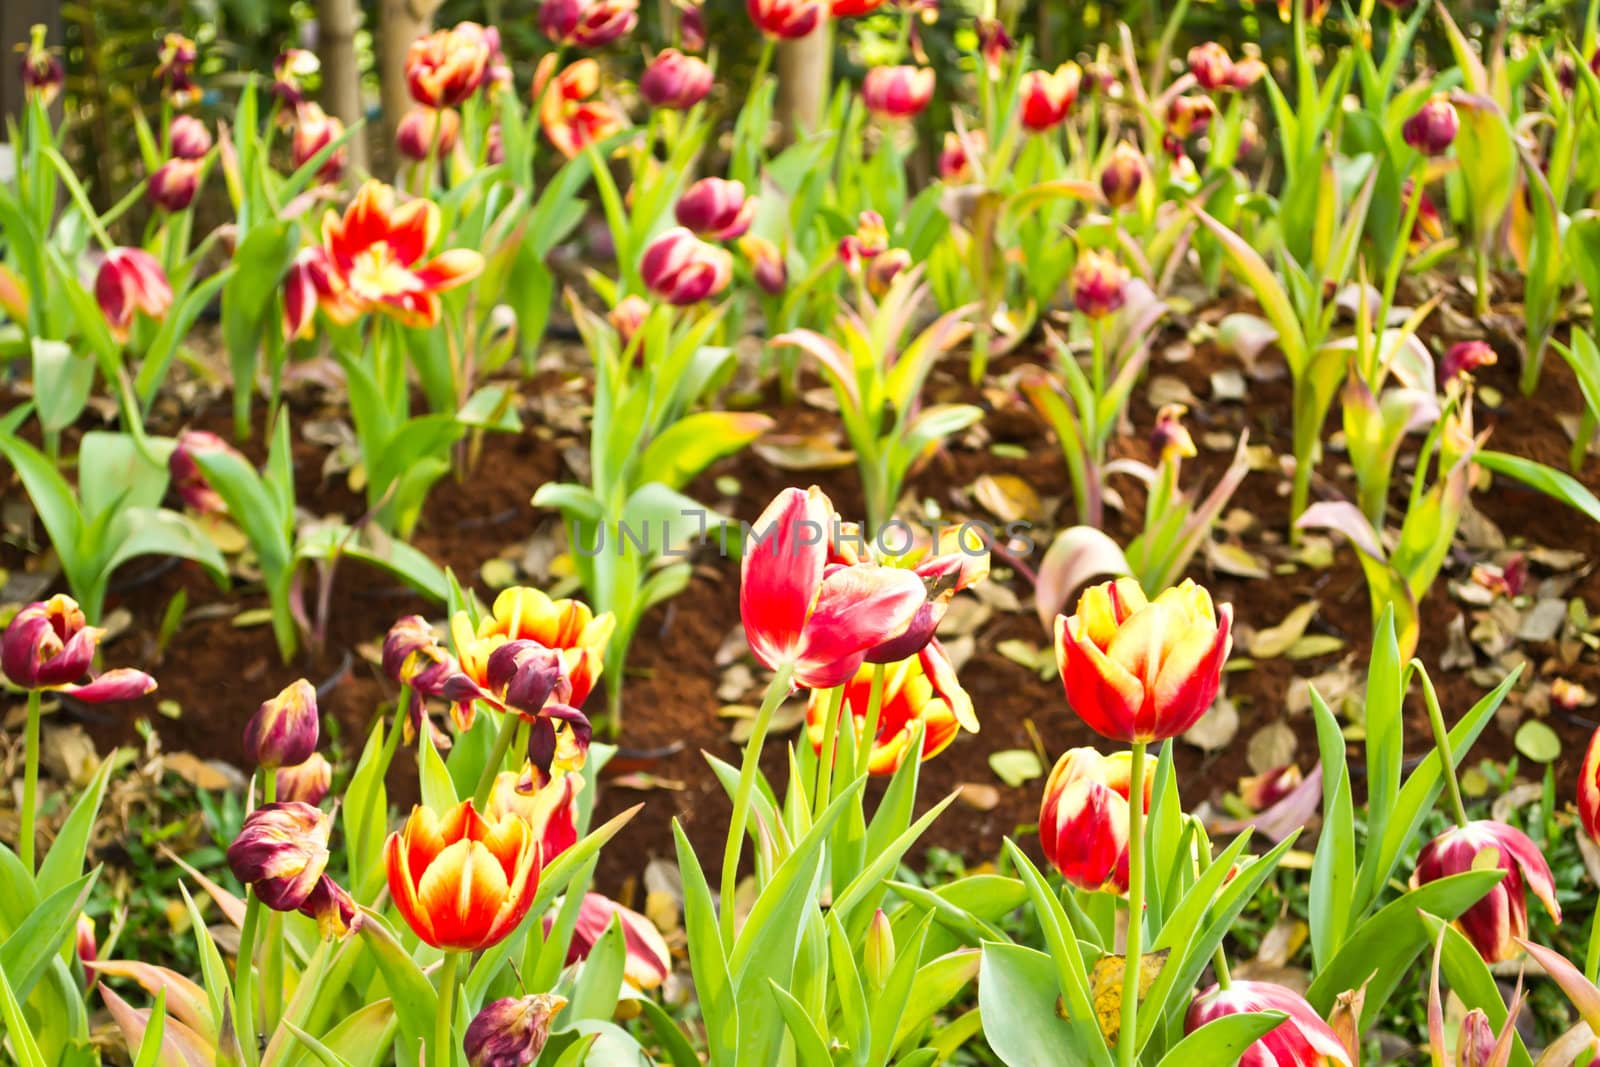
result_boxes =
[292,103,347,183]
[318,180,484,327]
[1187,43,1232,91]
[395,106,461,162]
[862,66,935,119]
[155,34,199,105]
[641,49,714,110]
[272,49,320,106]
[805,646,971,775]
[244,678,320,770]
[406,22,493,108]
[864,909,895,988]
[168,115,212,160]
[679,3,708,51]
[1277,0,1331,23]
[383,614,494,733]
[738,235,787,296]
[1225,57,1268,90]
[1152,403,1196,464]
[226,802,332,911]
[1238,763,1302,811]
[1441,341,1496,385]
[298,874,357,937]
[675,178,756,241]
[747,0,826,39]
[609,294,651,355]
[1412,820,1560,963]
[483,639,592,783]
[1039,747,1155,893]
[276,753,333,806]
[1020,63,1081,132]
[1406,179,1444,248]
[1166,94,1216,139]
[641,226,734,304]
[487,766,583,863]
[1404,95,1459,156]
[76,915,97,989]
[1186,981,1353,1066]
[559,894,672,989]
[536,58,626,158]
[386,800,542,951]
[740,486,925,690]
[20,27,64,106]
[147,158,202,212]
[539,0,639,48]
[1,595,155,700]
[95,247,173,342]
[282,246,335,341]
[465,994,567,1067]
[938,131,981,182]
[1071,249,1130,319]
[1099,142,1147,209]
[169,429,240,514]
[451,587,616,710]
[976,18,1014,76]
[1055,578,1233,743]
[832,0,885,12]
[866,248,911,298]
[1458,1009,1495,1067]
[0,264,27,323]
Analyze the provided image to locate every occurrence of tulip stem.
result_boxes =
[857,664,888,779]
[720,661,795,943]
[434,950,461,1067]
[19,688,41,872]
[1416,662,1470,829]
[235,894,263,1067]
[1118,740,1147,1067]
[263,770,277,807]
[473,711,522,811]
[1211,945,1233,990]
[813,684,847,821]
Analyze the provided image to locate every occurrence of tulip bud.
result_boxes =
[855,210,888,257]
[1039,747,1155,893]
[169,430,238,514]
[681,2,708,50]
[609,294,651,355]
[244,679,320,770]
[1166,94,1216,139]
[282,246,333,342]
[168,115,212,160]
[1151,403,1196,464]
[866,248,911,298]
[465,994,567,1067]
[20,26,64,106]
[147,159,202,212]
[1021,64,1081,132]
[1187,43,1232,91]
[938,131,981,182]
[272,49,320,106]
[1458,1009,1495,1067]
[96,248,174,342]
[864,908,896,989]
[738,235,787,295]
[1580,727,1600,845]
[292,103,347,183]
[539,0,640,48]
[641,48,713,110]
[2,595,99,690]
[1099,142,1147,209]
[640,227,734,304]
[1412,820,1561,963]
[747,0,826,39]
[276,752,333,805]
[1071,250,1130,319]
[1404,95,1459,156]
[155,34,199,105]
[226,802,332,911]
[975,18,1014,76]
[862,65,935,119]
[1440,340,1496,385]
[76,914,97,989]
[396,106,461,162]
[675,177,756,241]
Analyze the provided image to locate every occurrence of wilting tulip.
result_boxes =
[169,429,240,514]
[741,487,925,689]
[641,226,734,304]
[1404,95,1459,156]
[155,34,199,105]
[386,800,542,951]
[20,27,64,106]
[739,236,787,295]
[1,595,157,702]
[487,766,583,863]
[536,58,626,158]
[1456,1009,1495,1067]
[1225,57,1267,90]
[1556,677,1596,712]
[747,0,826,39]
[862,65,935,119]
[1166,94,1217,139]
[484,639,592,783]
[539,0,639,48]
[1071,249,1130,319]
[1100,142,1147,208]
[680,3,708,51]
[147,158,201,212]
[227,802,332,911]
[1187,43,1232,91]
[1055,578,1233,743]
[95,247,173,342]
[298,874,357,937]
[640,49,714,110]
[867,248,912,298]
[1020,63,1082,132]
[396,106,461,161]
[276,752,333,806]
[451,587,616,710]
[1412,820,1561,963]
[675,178,756,241]
[383,614,493,733]
[1238,763,1302,811]
[168,115,212,160]
[559,894,673,989]
[319,180,484,327]
[244,678,320,770]
[1039,747,1155,893]
[282,246,335,341]
[975,18,1014,76]
[1441,340,1496,385]
[465,994,567,1067]
[272,49,320,106]
[292,103,347,182]
[805,648,971,775]
[406,22,493,107]
[1186,981,1353,1066]
[1152,403,1196,464]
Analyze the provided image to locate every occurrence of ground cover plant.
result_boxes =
[5,0,1600,1063]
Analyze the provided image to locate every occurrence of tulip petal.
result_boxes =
[793,565,926,688]
[62,668,157,703]
[1057,615,1145,742]
[386,830,438,946]
[740,487,831,672]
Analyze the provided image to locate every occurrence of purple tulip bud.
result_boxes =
[243,679,320,770]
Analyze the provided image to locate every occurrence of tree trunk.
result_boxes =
[316,0,368,172]
[776,20,831,140]
[377,0,441,176]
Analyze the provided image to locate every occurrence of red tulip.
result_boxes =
[976,18,1014,76]
[1404,95,1459,156]
[1186,981,1353,1066]
[148,158,202,212]
[640,226,734,304]
[608,294,651,354]
[386,800,542,951]
[1167,94,1217,139]
[1039,747,1155,893]
[227,802,332,911]
[832,0,885,13]
[1071,249,1130,319]
[1,595,157,702]
[276,753,333,806]
[641,49,714,110]
[1440,341,1496,386]
[168,115,212,160]
[1187,43,1233,91]
[1582,729,1600,846]
[938,131,982,182]
[292,103,347,183]
[862,65,935,119]
[675,177,756,241]
[1020,63,1081,132]
[536,58,626,159]
[405,22,494,107]
[169,429,241,514]
[244,679,320,770]
[1412,820,1560,963]
[747,0,826,39]
[395,106,461,161]
[282,246,336,341]
[539,0,639,48]
[558,894,672,989]
[155,34,199,105]
[95,248,173,342]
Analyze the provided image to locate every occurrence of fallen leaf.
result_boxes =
[1513,720,1561,764]
[1249,601,1321,659]
[1210,368,1247,402]
[973,474,1041,524]
[752,433,855,470]
[609,773,687,791]
[1285,635,1344,660]
[1206,541,1271,579]
[989,749,1043,787]
[1247,721,1298,775]
[956,783,1001,811]
[1148,375,1197,408]
[1183,694,1239,752]
[1517,599,1567,643]
[164,752,242,791]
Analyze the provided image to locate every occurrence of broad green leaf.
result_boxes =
[1154,1012,1288,1067]
[978,942,1099,1066]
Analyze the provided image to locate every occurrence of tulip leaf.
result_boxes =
[38,756,116,898]
[0,870,95,1005]
[0,957,48,1067]
[834,788,960,933]
[416,726,457,813]
[768,978,834,1067]
[283,1021,358,1067]
[130,988,170,1067]
[523,855,596,995]
[1476,450,1600,526]
[561,913,627,1028]
[1418,914,1533,1067]
[1309,689,1356,969]
[634,996,701,1067]
[30,338,96,436]
[353,909,437,1062]
[978,941,1101,1066]
[892,948,982,1052]
[636,412,774,491]
[1154,1011,1288,1067]
[671,820,739,1067]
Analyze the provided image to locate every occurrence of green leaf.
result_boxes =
[31,339,96,435]
[38,757,115,898]
[637,412,773,491]
[354,910,437,1062]
[417,727,457,812]
[1155,1011,1288,1067]
[561,914,626,1026]
[0,957,47,1067]
[1477,450,1600,525]
[0,870,96,1003]
[767,979,833,1066]
[978,942,1098,1066]
[671,821,738,1067]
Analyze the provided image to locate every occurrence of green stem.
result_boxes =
[19,689,41,872]
[856,663,888,779]
[1212,945,1233,989]
[1474,242,1491,320]
[472,710,522,811]
[235,894,263,1067]
[720,661,795,942]
[434,951,462,1067]
[813,684,847,821]
[263,768,278,806]
[1118,740,1148,1067]
[262,911,285,1034]
[1416,663,1469,828]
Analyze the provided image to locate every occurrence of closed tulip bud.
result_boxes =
[1021,63,1082,132]
[560,894,673,989]
[1039,747,1155,893]
[1412,820,1560,963]
[1458,1009,1495,1067]
[1441,340,1496,385]
[244,678,320,770]
[76,914,97,989]
[641,226,733,304]
[864,908,896,988]
[396,106,461,161]
[739,236,787,295]
[226,802,331,911]
[0,264,27,322]
[272,49,320,106]
[96,247,173,342]
[1099,142,1147,208]
[747,0,826,38]
[539,0,639,48]
[406,22,494,107]
[169,430,238,514]
[609,294,651,354]
[147,158,201,212]
[1187,43,1232,91]
[1404,95,1459,156]
[1055,578,1233,743]
[20,26,64,106]
[387,801,542,950]
[679,2,707,50]
[1167,94,1216,139]
[1071,249,1130,319]
[862,65,935,119]
[292,103,347,183]
[276,753,333,806]
[641,48,713,110]
[465,994,568,1067]
[1186,981,1352,1066]
[168,115,212,160]
[675,177,756,241]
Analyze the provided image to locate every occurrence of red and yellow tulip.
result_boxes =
[536,58,625,159]
[805,645,971,776]
[405,22,494,108]
[1039,747,1155,893]
[95,248,173,342]
[1411,820,1560,963]
[1020,63,1081,132]
[487,766,583,865]
[451,586,615,710]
